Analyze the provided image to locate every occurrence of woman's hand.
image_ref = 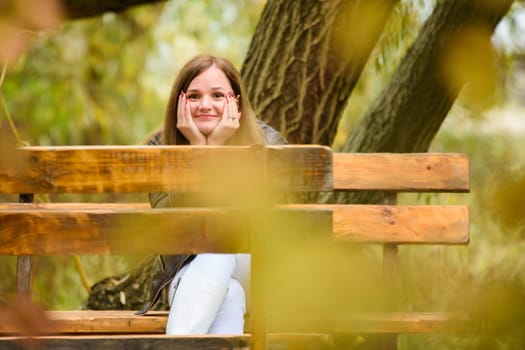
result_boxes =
[207,92,241,145]
[176,91,206,145]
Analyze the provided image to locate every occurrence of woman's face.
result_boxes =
[185,66,235,136]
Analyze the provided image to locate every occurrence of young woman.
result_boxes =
[136,54,287,335]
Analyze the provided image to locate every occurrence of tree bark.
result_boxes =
[61,0,167,19]
[242,0,398,145]
[86,256,169,311]
[343,0,514,154]
[335,0,513,204]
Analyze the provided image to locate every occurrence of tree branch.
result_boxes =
[61,0,167,19]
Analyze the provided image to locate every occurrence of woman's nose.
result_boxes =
[199,95,212,109]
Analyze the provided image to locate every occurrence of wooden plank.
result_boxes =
[0,203,150,210]
[16,256,32,298]
[267,145,333,193]
[333,153,469,192]
[381,194,399,349]
[0,310,473,336]
[51,311,166,334]
[0,335,251,350]
[0,208,247,255]
[0,145,333,194]
[0,208,332,255]
[268,312,473,334]
[16,193,34,300]
[286,204,469,244]
[0,311,168,335]
[0,334,336,350]
[381,193,398,298]
[330,205,469,244]
[0,204,468,254]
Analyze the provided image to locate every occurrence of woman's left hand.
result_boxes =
[207,93,241,145]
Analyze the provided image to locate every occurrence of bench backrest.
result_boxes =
[0,145,469,343]
[0,146,469,252]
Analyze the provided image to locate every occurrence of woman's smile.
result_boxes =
[195,114,218,119]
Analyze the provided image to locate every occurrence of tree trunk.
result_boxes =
[86,256,169,311]
[342,0,514,154]
[62,0,167,19]
[242,0,398,145]
[335,0,513,204]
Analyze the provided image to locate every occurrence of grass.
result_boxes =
[394,124,525,349]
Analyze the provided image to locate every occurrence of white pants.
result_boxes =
[167,253,250,334]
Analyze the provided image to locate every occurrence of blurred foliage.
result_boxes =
[441,26,502,115]
[0,0,63,65]
[1,0,525,348]
[488,166,525,231]
[2,5,164,146]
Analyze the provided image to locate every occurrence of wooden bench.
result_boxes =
[0,145,470,349]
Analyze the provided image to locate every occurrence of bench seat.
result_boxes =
[0,310,472,335]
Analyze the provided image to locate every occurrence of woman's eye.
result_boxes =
[187,94,199,101]
[213,92,225,99]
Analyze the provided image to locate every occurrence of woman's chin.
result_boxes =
[195,121,219,136]
[197,125,215,136]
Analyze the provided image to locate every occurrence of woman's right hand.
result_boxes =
[176,91,206,145]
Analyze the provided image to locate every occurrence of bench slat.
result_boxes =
[291,204,469,244]
[269,311,473,334]
[0,208,332,255]
[1,148,471,194]
[0,334,251,350]
[0,145,333,194]
[0,311,168,334]
[0,334,340,350]
[333,153,469,191]
[0,204,468,256]
[0,310,472,335]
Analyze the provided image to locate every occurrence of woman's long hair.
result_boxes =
[163,54,265,146]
